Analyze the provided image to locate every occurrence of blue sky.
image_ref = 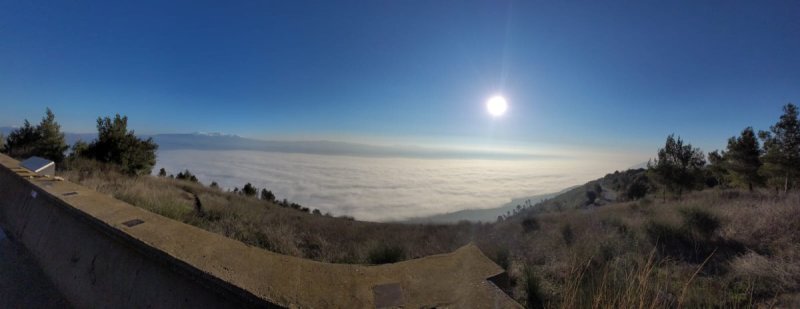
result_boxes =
[1,0,799,157]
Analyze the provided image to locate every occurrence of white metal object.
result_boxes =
[20,156,56,176]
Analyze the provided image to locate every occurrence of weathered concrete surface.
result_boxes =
[0,227,72,308]
[0,153,520,308]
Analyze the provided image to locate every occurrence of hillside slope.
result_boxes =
[60,162,800,307]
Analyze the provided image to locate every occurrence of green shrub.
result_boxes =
[367,243,406,264]
[644,220,692,259]
[601,217,629,235]
[492,246,510,270]
[561,223,575,246]
[521,217,540,233]
[644,219,718,264]
[626,177,649,200]
[176,169,199,182]
[524,266,545,309]
[679,207,720,239]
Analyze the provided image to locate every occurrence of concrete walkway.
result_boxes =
[0,227,71,308]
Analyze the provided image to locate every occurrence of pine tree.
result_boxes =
[242,183,257,197]
[706,150,730,187]
[83,114,158,175]
[260,188,276,202]
[725,127,763,191]
[759,103,800,193]
[648,134,706,200]
[69,140,89,159]
[35,108,68,164]
[176,169,198,182]
[3,119,39,159]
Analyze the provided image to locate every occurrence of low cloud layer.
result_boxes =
[156,150,623,222]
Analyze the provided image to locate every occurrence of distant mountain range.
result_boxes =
[0,128,560,161]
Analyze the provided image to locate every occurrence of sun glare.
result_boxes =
[487,95,508,117]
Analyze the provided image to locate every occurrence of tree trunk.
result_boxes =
[748,182,753,192]
[785,171,789,194]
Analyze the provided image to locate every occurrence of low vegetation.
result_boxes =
[3,104,800,307]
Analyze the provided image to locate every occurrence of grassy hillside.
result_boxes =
[403,190,566,224]
[61,160,800,307]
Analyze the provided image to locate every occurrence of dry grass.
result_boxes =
[60,161,477,264]
[60,161,800,307]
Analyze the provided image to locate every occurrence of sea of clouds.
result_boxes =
[155,150,622,222]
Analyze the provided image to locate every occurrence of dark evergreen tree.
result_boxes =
[706,150,730,188]
[3,119,38,159]
[242,183,257,197]
[648,134,706,200]
[625,176,649,200]
[3,109,68,164]
[260,188,276,202]
[726,127,763,191]
[69,140,89,159]
[759,103,800,193]
[158,168,167,177]
[35,108,68,164]
[175,169,199,183]
[83,114,158,175]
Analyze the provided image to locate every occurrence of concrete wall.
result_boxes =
[0,154,519,308]
[0,156,270,308]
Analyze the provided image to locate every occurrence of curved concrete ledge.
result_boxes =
[0,154,519,308]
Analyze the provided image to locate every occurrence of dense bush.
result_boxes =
[176,169,198,182]
[645,208,721,264]
[625,177,649,200]
[492,246,510,270]
[242,183,257,197]
[367,243,406,264]
[561,223,575,246]
[260,188,276,202]
[679,207,721,239]
[521,217,540,233]
[524,266,544,309]
[645,220,696,261]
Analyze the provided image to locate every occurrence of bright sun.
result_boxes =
[486,95,508,117]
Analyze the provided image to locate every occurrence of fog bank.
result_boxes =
[156,150,623,221]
